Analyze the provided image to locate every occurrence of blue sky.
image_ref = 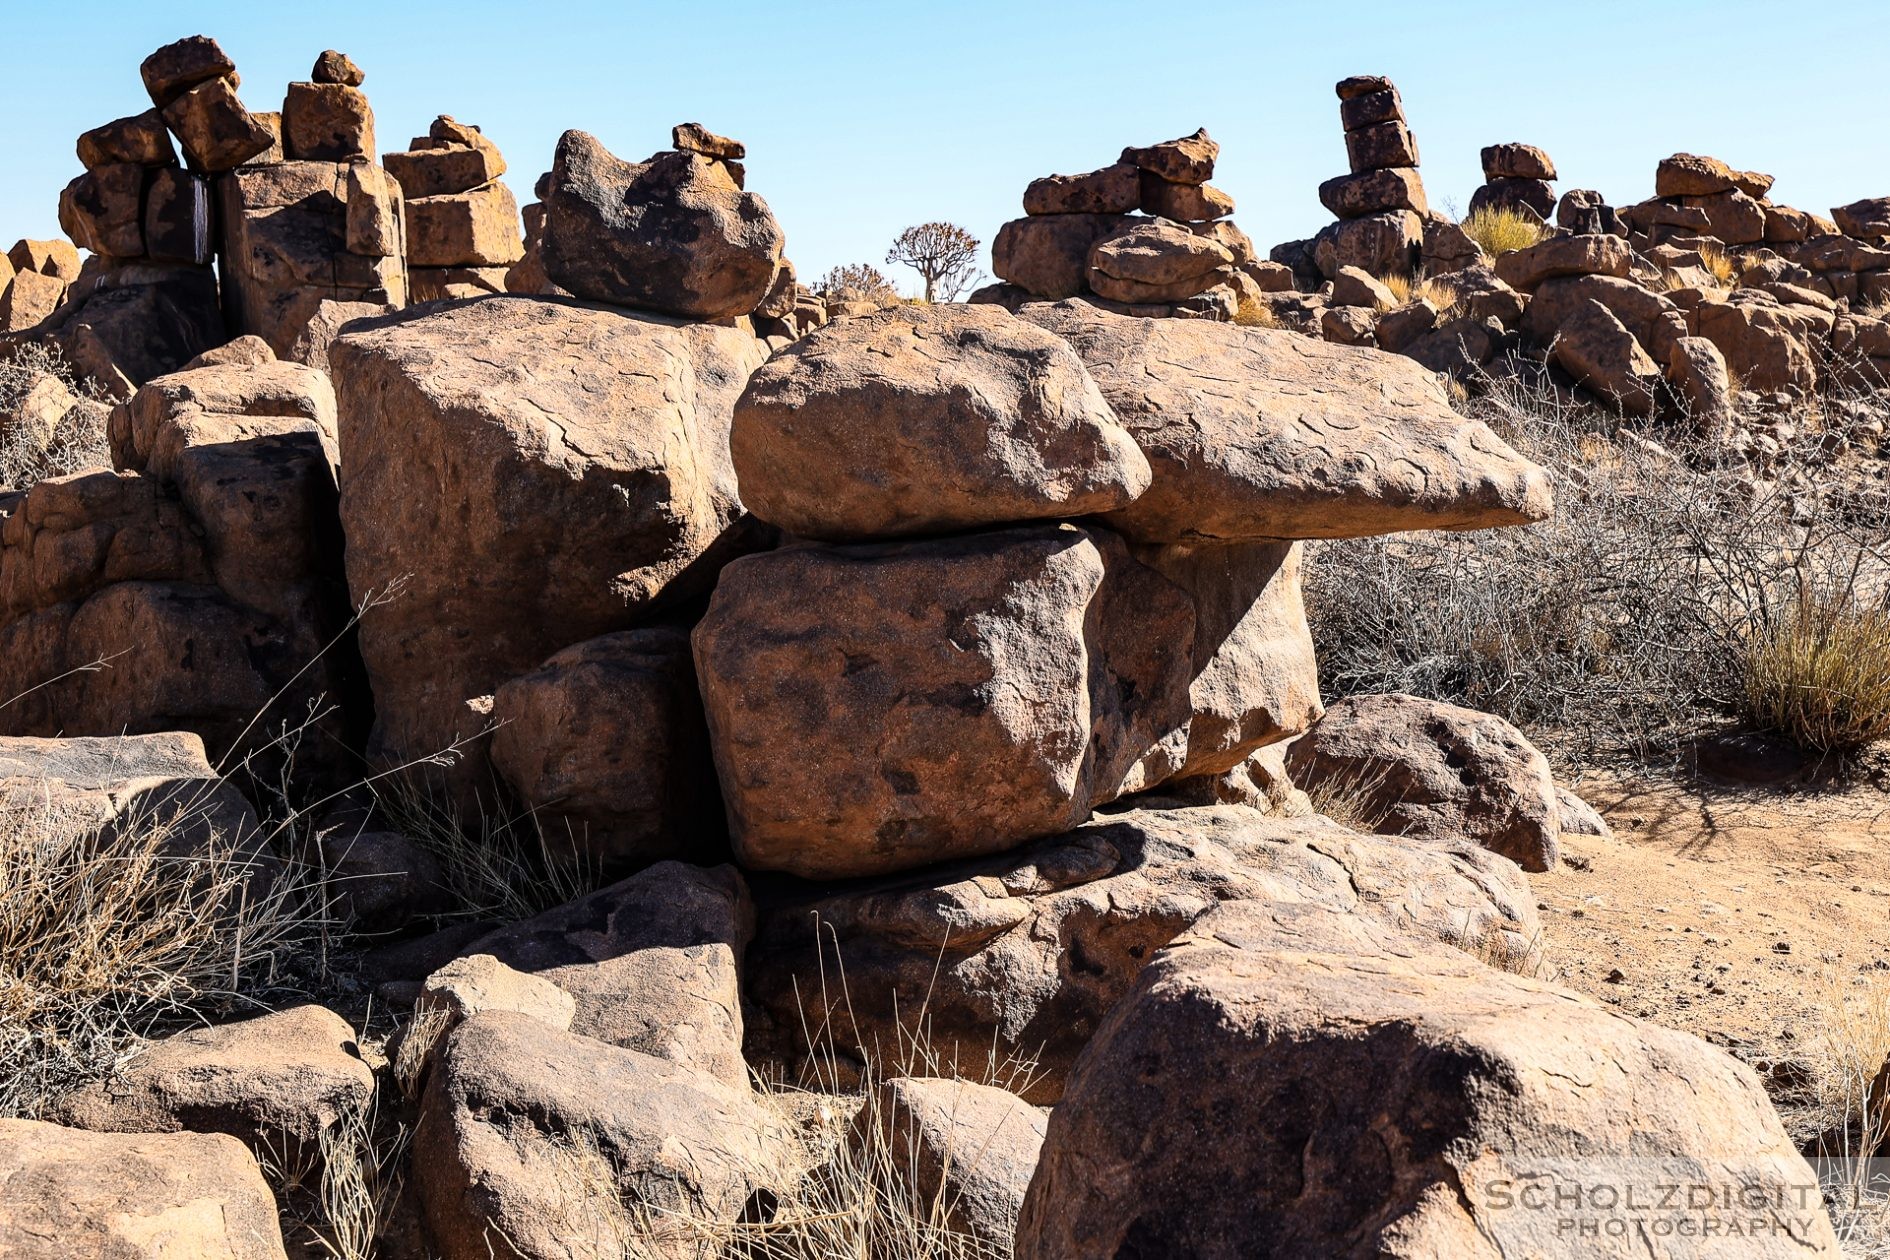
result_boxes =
[5,1,1887,295]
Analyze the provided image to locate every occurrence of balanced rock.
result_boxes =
[730,304,1149,540]
[1834,196,1890,240]
[1655,152,1739,197]
[1318,166,1427,218]
[1481,141,1556,181]
[282,81,375,161]
[163,76,275,172]
[311,49,364,86]
[1023,163,1140,215]
[139,35,237,108]
[1017,301,1553,542]
[1119,127,1217,184]
[672,120,744,159]
[541,129,783,318]
[1286,691,1564,871]
[1493,231,1632,291]
[77,110,175,169]
[694,524,1195,878]
[1017,897,1839,1259]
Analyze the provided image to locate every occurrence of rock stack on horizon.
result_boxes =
[981,128,1291,320]
[384,116,522,303]
[1309,75,1427,281]
[1469,142,1558,221]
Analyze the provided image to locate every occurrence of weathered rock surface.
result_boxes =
[329,297,768,792]
[0,1119,288,1260]
[1493,232,1632,292]
[1087,219,1233,304]
[417,953,577,1034]
[541,129,783,319]
[1023,163,1140,215]
[414,1011,793,1260]
[746,803,1543,1103]
[1135,540,1320,778]
[52,1005,374,1157]
[1286,691,1564,871]
[489,627,719,871]
[991,212,1131,299]
[849,1077,1046,1249]
[1017,301,1553,542]
[1016,897,1839,1259]
[730,304,1149,540]
[1118,128,1217,184]
[462,861,753,1086]
[694,524,1195,878]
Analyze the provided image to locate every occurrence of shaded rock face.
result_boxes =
[459,861,754,1087]
[730,304,1149,541]
[1016,898,1840,1260]
[541,129,783,319]
[0,1119,288,1260]
[849,1077,1046,1249]
[413,1011,794,1260]
[489,627,720,872]
[693,524,1196,879]
[23,262,223,394]
[1016,301,1554,543]
[745,804,1543,1104]
[991,213,1132,299]
[1286,691,1563,872]
[1134,540,1321,778]
[216,160,408,358]
[328,297,769,794]
[50,1005,375,1161]
[0,361,363,784]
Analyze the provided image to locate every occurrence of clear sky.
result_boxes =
[5,1,1887,296]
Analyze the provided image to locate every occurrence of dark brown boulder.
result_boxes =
[540,129,783,319]
[694,524,1196,878]
[1022,163,1140,215]
[991,212,1132,298]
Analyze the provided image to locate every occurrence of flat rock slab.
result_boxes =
[1017,300,1553,543]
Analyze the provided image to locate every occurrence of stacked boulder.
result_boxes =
[717,299,1558,1079]
[218,47,408,363]
[329,121,790,852]
[1310,75,1426,280]
[983,129,1287,320]
[1470,142,1558,221]
[385,116,523,302]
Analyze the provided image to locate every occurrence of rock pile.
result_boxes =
[980,128,1286,320]
[1310,75,1428,281]
[384,116,523,302]
[1470,141,1558,221]
[0,240,82,333]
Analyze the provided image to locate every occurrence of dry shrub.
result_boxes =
[1305,369,1890,762]
[1739,586,1890,756]
[0,784,319,1118]
[1234,294,1280,328]
[0,342,110,492]
[1461,205,1546,259]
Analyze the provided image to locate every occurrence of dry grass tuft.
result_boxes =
[0,785,319,1118]
[376,777,594,925]
[1809,970,1890,1255]
[1461,206,1547,259]
[1739,586,1890,758]
[1698,241,1739,288]
[1234,294,1280,328]
[1377,271,1461,318]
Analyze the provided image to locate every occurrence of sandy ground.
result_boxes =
[1535,757,1890,1141]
